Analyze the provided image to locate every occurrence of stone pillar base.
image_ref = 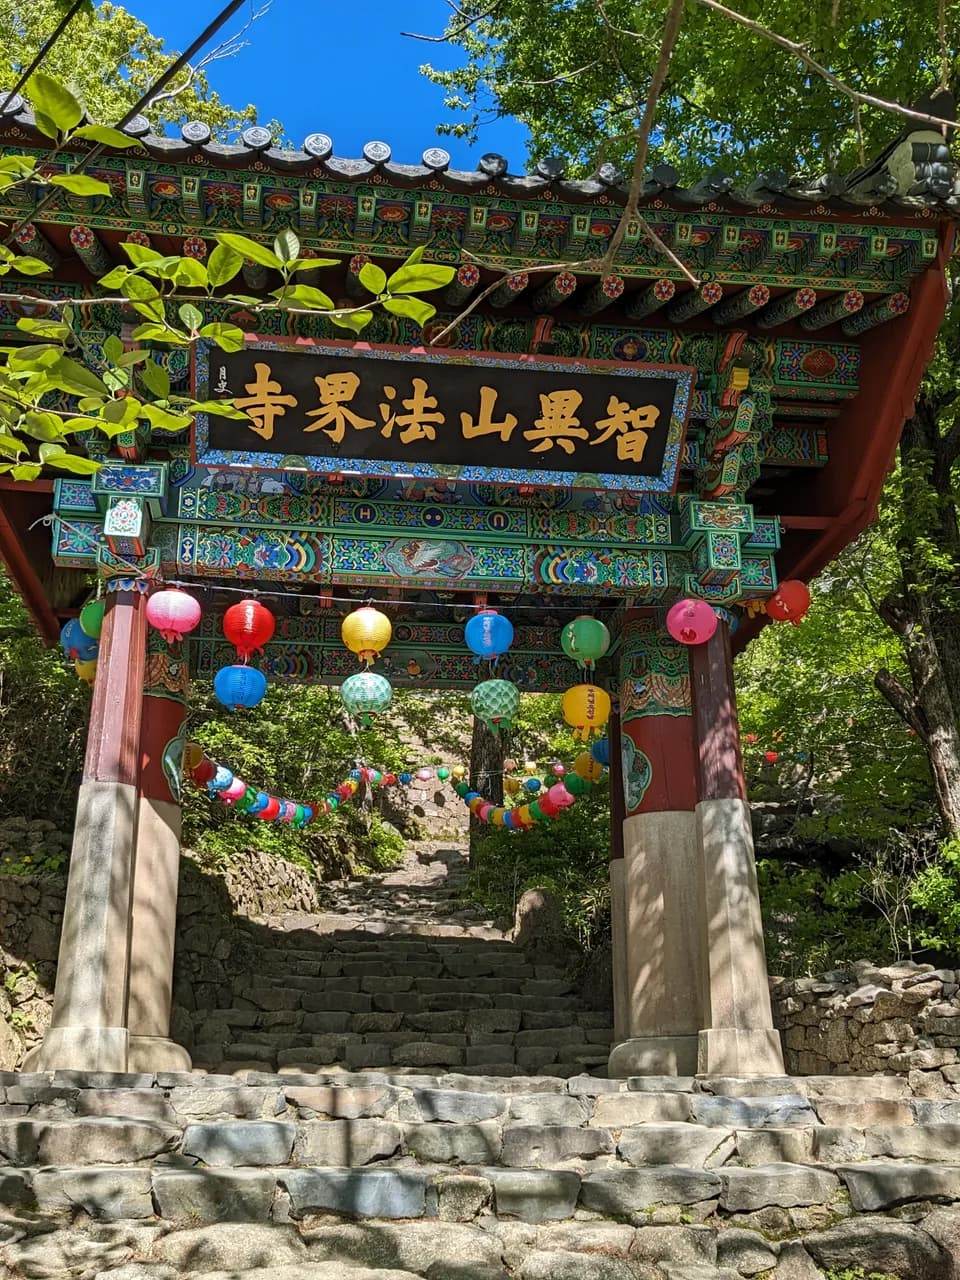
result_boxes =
[698,1027,785,1076]
[128,1035,192,1073]
[22,1025,129,1073]
[608,1034,699,1078]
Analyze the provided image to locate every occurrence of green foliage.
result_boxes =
[823,1270,901,1280]
[908,839,960,955]
[469,782,610,945]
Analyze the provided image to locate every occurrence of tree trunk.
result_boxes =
[874,395,960,840]
[469,716,504,861]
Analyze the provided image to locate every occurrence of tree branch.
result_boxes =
[875,668,926,737]
[691,0,958,134]
[145,1,273,110]
[402,0,503,44]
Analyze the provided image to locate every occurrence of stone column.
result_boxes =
[126,634,192,1071]
[691,617,784,1075]
[608,612,706,1078]
[607,707,628,1043]
[24,583,147,1072]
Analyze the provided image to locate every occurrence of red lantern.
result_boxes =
[223,598,276,659]
[744,733,759,744]
[764,751,779,764]
[766,580,811,625]
[146,587,201,644]
[191,758,216,785]
[257,796,282,821]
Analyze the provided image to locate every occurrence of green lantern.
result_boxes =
[79,598,105,640]
[564,773,593,796]
[470,678,520,736]
[340,671,393,729]
[560,615,610,670]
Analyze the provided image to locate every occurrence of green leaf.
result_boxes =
[403,245,426,267]
[199,322,245,353]
[43,452,101,475]
[290,257,339,272]
[141,402,193,432]
[129,323,180,344]
[274,284,335,311]
[101,398,141,433]
[384,262,457,293]
[328,309,374,334]
[140,360,170,400]
[49,356,109,396]
[12,462,42,481]
[38,442,67,463]
[15,317,70,339]
[185,399,251,419]
[103,334,124,364]
[72,124,142,149]
[215,232,283,271]
[115,349,150,367]
[173,258,208,289]
[207,244,243,288]
[359,262,387,295]
[131,298,166,324]
[274,228,300,265]
[383,295,437,327]
[102,368,129,393]
[224,294,264,305]
[21,411,66,441]
[0,432,25,458]
[120,242,163,267]
[97,265,132,288]
[27,72,83,137]
[47,173,112,197]
[11,257,52,276]
[123,275,161,302]
[141,256,186,280]
[178,303,204,333]
[8,344,62,370]
[77,396,106,411]
[0,155,37,177]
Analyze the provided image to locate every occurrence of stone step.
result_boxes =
[244,974,574,996]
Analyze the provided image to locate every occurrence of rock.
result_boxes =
[770,1241,822,1280]
[520,1252,653,1280]
[94,1267,177,1280]
[481,1168,581,1221]
[735,1128,814,1165]
[183,1268,421,1280]
[295,1119,402,1165]
[32,1167,154,1219]
[405,1087,507,1123]
[838,1161,960,1210]
[78,1089,176,1122]
[717,1228,778,1276]
[867,1123,960,1161]
[153,1169,277,1222]
[804,1217,952,1280]
[690,1095,816,1129]
[718,1165,838,1211]
[283,1085,400,1119]
[593,1093,690,1125]
[540,1223,636,1255]
[183,1121,295,1166]
[845,983,888,1007]
[305,1220,506,1276]
[437,1173,492,1221]
[0,1116,178,1164]
[581,1168,721,1214]
[404,1120,502,1164]
[513,888,571,951]
[501,1124,612,1166]
[630,1226,716,1265]
[282,1169,427,1219]
[154,1223,307,1270]
[507,1093,590,1125]
[920,1208,960,1279]
[168,1087,275,1119]
[0,1017,22,1072]
[619,1124,733,1168]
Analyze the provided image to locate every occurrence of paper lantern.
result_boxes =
[183,742,204,770]
[192,758,216,785]
[565,773,592,795]
[548,782,575,809]
[342,606,392,666]
[666,598,718,646]
[208,765,234,793]
[146,588,202,645]
[590,738,610,767]
[451,766,466,781]
[61,617,98,663]
[222,776,248,802]
[399,771,413,784]
[524,761,538,775]
[505,777,520,795]
[503,758,518,773]
[560,615,610,670]
[551,762,566,776]
[257,796,281,821]
[562,683,611,741]
[223,598,275,659]
[74,657,98,685]
[765,750,779,764]
[524,778,541,793]
[471,678,520,735]
[766,579,811,625]
[248,791,271,814]
[79,598,105,640]
[436,767,450,781]
[465,610,514,661]
[416,767,434,782]
[340,670,393,728]
[574,751,603,782]
[214,664,268,711]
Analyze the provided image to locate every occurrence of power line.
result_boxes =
[0,0,90,117]
[4,0,251,248]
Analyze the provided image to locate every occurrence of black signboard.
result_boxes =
[193,340,694,493]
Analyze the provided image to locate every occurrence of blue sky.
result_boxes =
[125,0,529,169]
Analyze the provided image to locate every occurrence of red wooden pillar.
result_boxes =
[25,584,148,1072]
[691,617,784,1075]
[126,647,193,1071]
[607,611,706,1078]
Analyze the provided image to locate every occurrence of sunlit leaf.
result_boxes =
[179,303,204,333]
[15,318,70,339]
[72,124,142,149]
[11,257,52,276]
[199,322,245,352]
[274,228,300,265]
[328,309,374,333]
[43,452,101,475]
[48,173,112,197]
[207,244,243,288]
[276,285,335,311]
[359,262,387,295]
[215,232,283,272]
[120,242,163,267]
[140,360,170,401]
[21,411,66,441]
[27,72,83,136]
[383,296,437,326]
[385,263,457,293]
[141,402,193,432]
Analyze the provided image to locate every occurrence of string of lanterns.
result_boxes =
[454,748,607,828]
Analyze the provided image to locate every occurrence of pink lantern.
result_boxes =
[146,587,201,644]
[538,792,560,818]
[478,802,495,823]
[222,777,247,802]
[551,762,566,776]
[278,800,297,822]
[548,782,575,809]
[666,598,718,646]
[503,758,518,773]
[416,767,434,782]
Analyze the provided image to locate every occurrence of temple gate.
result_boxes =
[0,99,953,1077]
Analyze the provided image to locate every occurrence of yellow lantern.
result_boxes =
[491,808,507,826]
[451,765,466,781]
[504,776,520,795]
[562,683,612,741]
[184,742,205,770]
[341,606,392,666]
[574,750,603,782]
[74,658,98,686]
[524,760,538,775]
[468,795,484,815]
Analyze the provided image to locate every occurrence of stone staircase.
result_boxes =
[187,843,613,1078]
[3,841,960,1278]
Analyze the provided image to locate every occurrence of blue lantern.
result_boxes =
[524,777,541,793]
[214,664,268,711]
[208,765,234,794]
[60,617,98,663]
[590,738,610,767]
[465,610,514,661]
[248,791,271,814]
[349,768,363,781]
[398,772,413,784]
